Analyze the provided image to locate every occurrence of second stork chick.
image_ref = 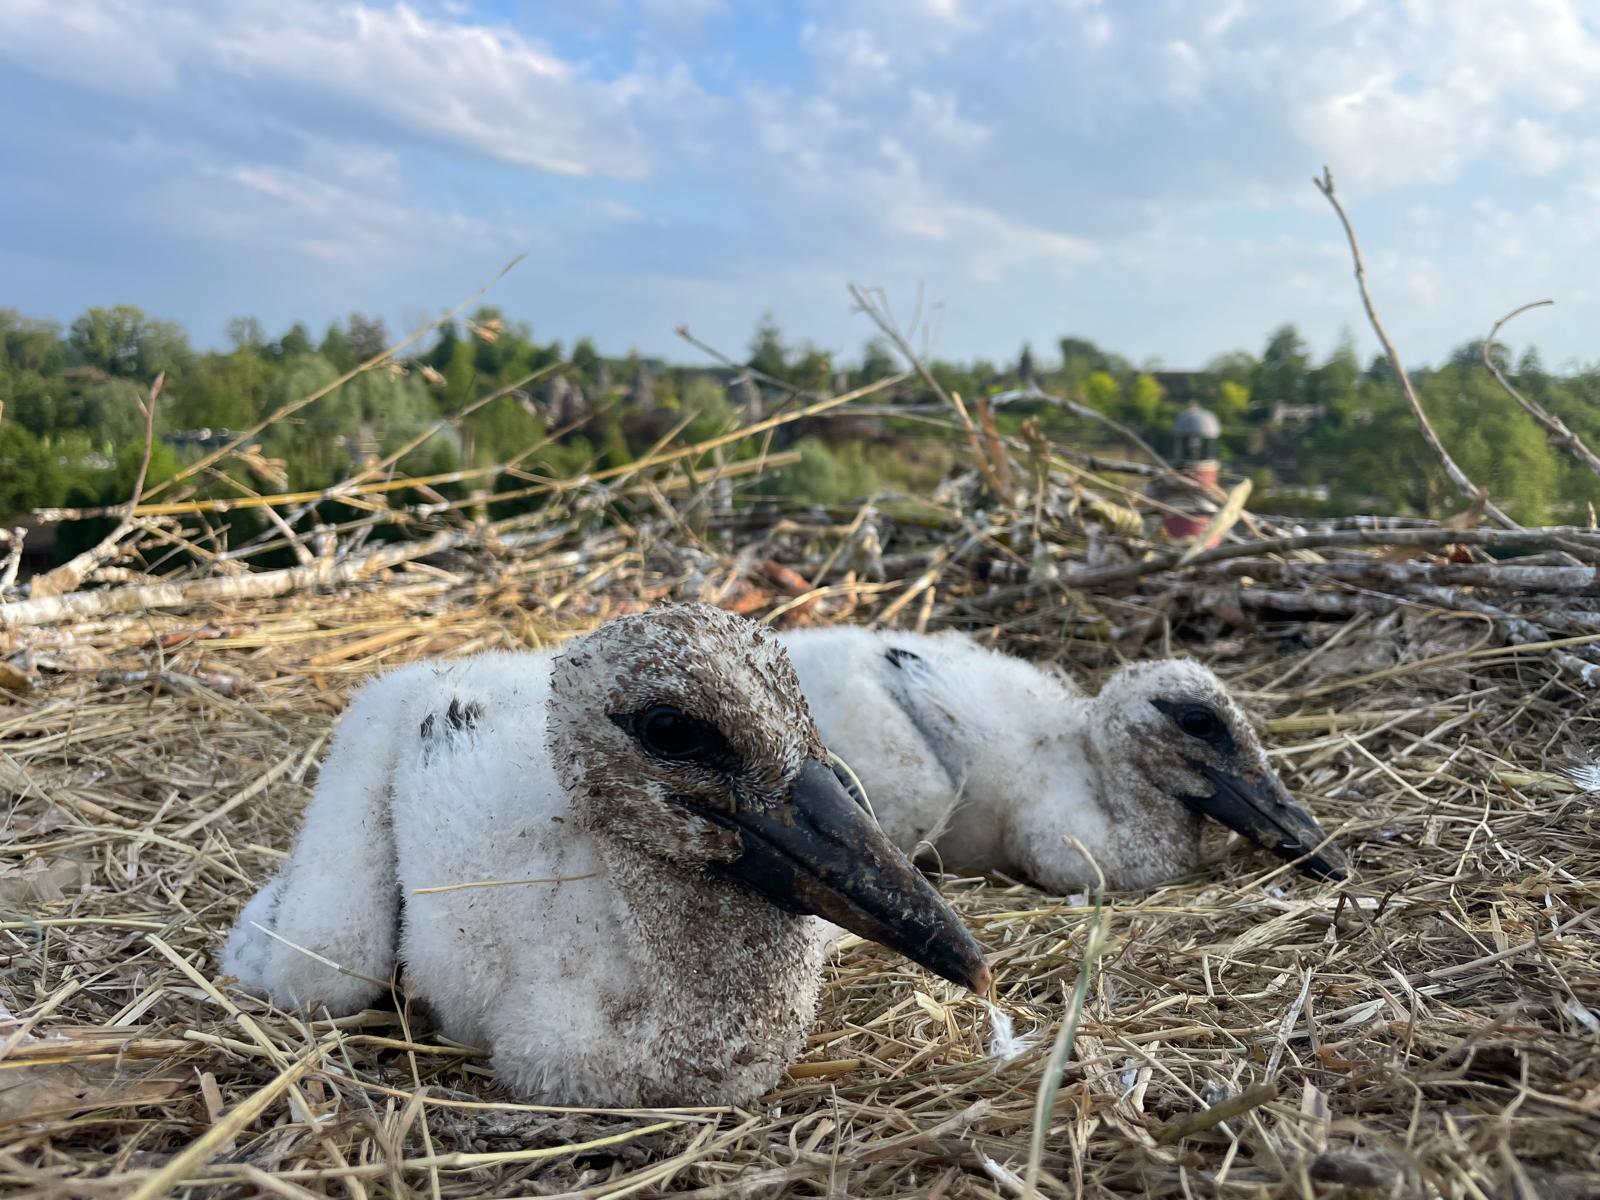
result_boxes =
[779,626,1347,891]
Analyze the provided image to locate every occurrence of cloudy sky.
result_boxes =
[3,0,1598,369]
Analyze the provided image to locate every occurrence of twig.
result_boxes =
[0,526,24,595]
[1314,168,1517,528]
[412,874,599,895]
[969,525,1600,606]
[849,284,1012,500]
[1205,557,1600,594]
[1154,1082,1278,1145]
[1482,301,1600,481]
[345,363,562,491]
[991,384,1171,471]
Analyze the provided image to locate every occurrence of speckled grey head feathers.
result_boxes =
[548,604,822,863]
[1090,659,1347,879]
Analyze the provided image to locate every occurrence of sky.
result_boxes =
[3,0,1599,371]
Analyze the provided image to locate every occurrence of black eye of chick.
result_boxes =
[1175,707,1222,740]
[637,705,710,760]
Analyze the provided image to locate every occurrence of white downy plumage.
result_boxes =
[221,605,987,1107]
[779,626,1347,891]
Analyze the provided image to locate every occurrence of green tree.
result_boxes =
[1057,336,1111,391]
[0,424,64,516]
[1216,380,1250,423]
[273,322,314,360]
[319,321,353,372]
[68,306,189,378]
[1124,373,1163,426]
[859,338,897,382]
[1249,325,1310,418]
[1016,343,1036,384]
[226,316,266,351]
[347,313,390,363]
[570,337,601,386]
[1083,371,1118,414]
[770,437,879,505]
[748,315,787,380]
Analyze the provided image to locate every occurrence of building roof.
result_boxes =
[1174,402,1221,439]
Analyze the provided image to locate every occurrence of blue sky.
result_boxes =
[3,0,1599,370]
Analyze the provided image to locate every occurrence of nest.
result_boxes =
[3,478,1600,1199]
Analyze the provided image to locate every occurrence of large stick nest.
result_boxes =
[3,479,1599,1199]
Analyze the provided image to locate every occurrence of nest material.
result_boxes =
[2,509,1598,1200]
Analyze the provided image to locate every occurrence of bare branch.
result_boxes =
[0,527,24,596]
[1313,167,1517,529]
[848,283,1012,500]
[992,383,1172,471]
[965,524,1600,609]
[1481,300,1600,481]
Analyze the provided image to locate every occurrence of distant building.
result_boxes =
[1151,402,1223,544]
[1271,402,1326,424]
[1173,402,1220,467]
[163,428,240,451]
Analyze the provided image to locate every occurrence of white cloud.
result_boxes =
[176,142,504,264]
[799,22,898,95]
[1,0,685,180]
[1502,118,1570,175]
[0,0,191,93]
[907,89,991,149]
[8,0,1600,367]
[746,87,865,173]
[213,3,666,179]
[598,200,648,223]
[638,0,728,31]
[1284,0,1600,189]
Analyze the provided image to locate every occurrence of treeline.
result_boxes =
[2,305,1598,555]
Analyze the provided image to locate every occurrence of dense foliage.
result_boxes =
[2,305,1596,565]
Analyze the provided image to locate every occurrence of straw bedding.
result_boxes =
[3,513,1599,1200]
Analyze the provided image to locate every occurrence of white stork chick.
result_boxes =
[221,605,988,1107]
[778,626,1347,892]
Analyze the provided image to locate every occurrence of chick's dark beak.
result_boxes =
[1181,761,1348,880]
[709,757,991,993]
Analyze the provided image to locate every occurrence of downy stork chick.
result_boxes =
[221,605,988,1107]
[778,626,1347,892]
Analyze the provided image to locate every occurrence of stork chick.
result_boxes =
[779,626,1347,891]
[222,605,988,1107]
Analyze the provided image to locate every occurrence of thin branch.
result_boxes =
[966,524,1600,607]
[345,362,561,491]
[848,283,1013,500]
[991,384,1172,471]
[0,527,24,596]
[1482,300,1600,480]
[1313,167,1517,528]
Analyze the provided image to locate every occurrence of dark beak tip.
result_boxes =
[1312,848,1351,881]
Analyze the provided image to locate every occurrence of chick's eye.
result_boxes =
[638,705,707,760]
[1177,707,1221,740]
